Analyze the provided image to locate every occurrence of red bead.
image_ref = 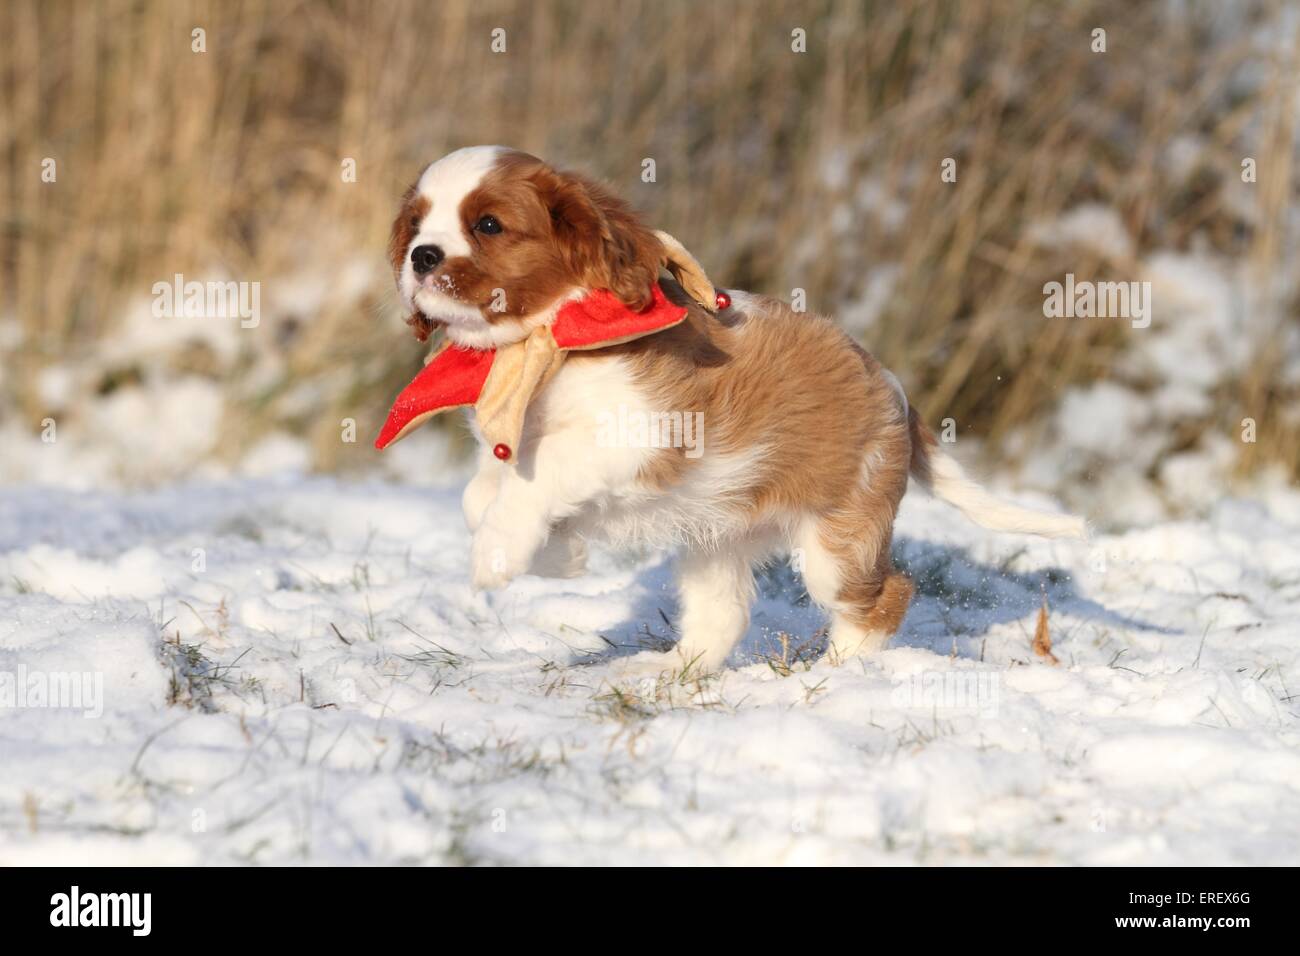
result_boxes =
[715,291,731,311]
[493,443,511,461]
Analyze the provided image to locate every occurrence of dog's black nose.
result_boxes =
[411,244,444,275]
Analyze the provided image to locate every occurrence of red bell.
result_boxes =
[493,443,511,461]
[715,290,731,311]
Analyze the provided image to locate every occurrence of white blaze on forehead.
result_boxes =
[412,145,509,258]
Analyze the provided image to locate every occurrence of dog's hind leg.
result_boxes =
[828,559,914,659]
[796,512,914,659]
[795,424,914,659]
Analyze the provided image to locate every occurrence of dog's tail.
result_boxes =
[907,407,1087,539]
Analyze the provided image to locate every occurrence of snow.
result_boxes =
[1005,215,1300,528]
[1,473,1296,865]
[1027,203,1134,260]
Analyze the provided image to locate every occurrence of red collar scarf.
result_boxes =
[375,285,688,453]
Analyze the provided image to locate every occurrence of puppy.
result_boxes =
[384,145,1086,670]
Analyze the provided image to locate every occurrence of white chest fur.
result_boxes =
[464,352,767,567]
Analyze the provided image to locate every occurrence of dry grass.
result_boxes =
[0,0,1296,480]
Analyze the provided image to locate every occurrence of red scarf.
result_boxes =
[375,285,687,450]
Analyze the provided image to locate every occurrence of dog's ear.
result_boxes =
[390,185,437,340]
[388,184,422,280]
[540,170,663,311]
[404,311,439,343]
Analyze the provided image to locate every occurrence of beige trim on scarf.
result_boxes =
[472,232,715,462]
[655,230,716,310]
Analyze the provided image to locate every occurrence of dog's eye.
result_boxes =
[408,215,420,230]
[474,214,503,235]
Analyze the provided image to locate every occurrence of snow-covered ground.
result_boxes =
[1,473,1297,865]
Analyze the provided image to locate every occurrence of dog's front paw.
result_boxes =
[470,522,535,591]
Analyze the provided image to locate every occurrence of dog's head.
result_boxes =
[389,146,665,349]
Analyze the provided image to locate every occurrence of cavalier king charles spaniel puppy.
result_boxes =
[380,145,1085,671]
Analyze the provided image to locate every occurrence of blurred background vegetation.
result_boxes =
[1,0,1296,505]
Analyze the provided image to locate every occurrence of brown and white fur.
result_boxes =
[388,146,1086,671]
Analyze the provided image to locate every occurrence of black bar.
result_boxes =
[0,866,1286,943]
